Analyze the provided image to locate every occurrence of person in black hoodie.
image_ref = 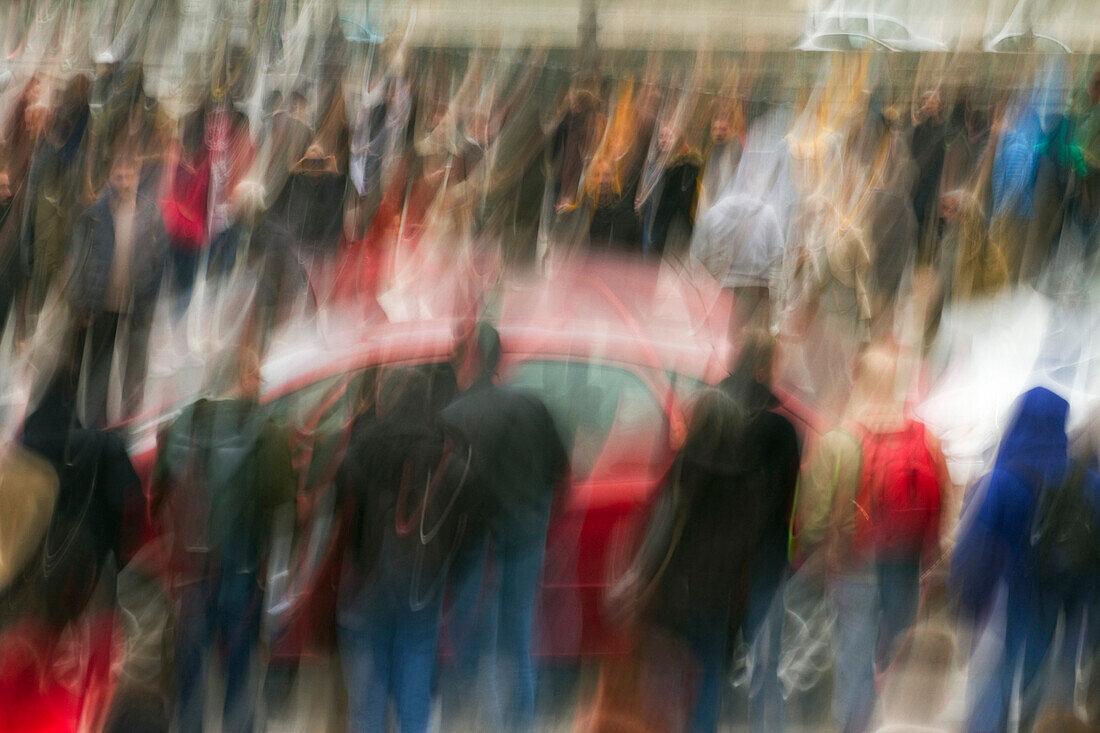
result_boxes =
[719,330,801,733]
[337,366,471,733]
[441,322,568,732]
[639,385,766,733]
[15,352,142,631]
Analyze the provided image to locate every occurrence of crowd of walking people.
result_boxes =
[3,12,1100,732]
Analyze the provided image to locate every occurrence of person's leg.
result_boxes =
[495,530,549,732]
[339,620,393,733]
[169,247,199,316]
[744,573,787,733]
[175,578,214,733]
[393,602,444,733]
[967,635,1015,733]
[439,532,492,728]
[876,559,922,669]
[830,573,880,733]
[683,617,730,733]
[217,569,262,733]
[121,312,153,419]
[1017,615,1058,733]
[83,312,120,428]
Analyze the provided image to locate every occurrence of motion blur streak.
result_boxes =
[4,1,1100,732]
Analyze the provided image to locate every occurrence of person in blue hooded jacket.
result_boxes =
[951,386,1088,733]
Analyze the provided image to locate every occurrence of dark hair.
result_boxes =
[681,388,748,468]
[377,367,431,420]
[729,329,776,389]
[475,321,502,377]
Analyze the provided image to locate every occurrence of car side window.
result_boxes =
[875,18,908,40]
[506,360,665,481]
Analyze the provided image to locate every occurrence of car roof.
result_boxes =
[264,255,737,392]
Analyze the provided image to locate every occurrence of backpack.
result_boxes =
[1029,459,1100,593]
[852,420,943,560]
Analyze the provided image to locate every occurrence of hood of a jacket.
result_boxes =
[995,386,1069,486]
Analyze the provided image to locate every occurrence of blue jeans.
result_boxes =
[446,526,548,732]
[830,573,879,733]
[683,615,730,733]
[876,559,921,668]
[338,594,442,733]
[744,570,787,733]
[175,569,262,733]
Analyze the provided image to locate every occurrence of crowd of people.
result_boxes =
[3,15,1100,733]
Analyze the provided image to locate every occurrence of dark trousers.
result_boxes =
[445,524,549,732]
[176,569,262,733]
[876,559,922,668]
[76,310,153,428]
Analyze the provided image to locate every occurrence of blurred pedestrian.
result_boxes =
[720,330,801,733]
[798,343,947,733]
[153,345,295,733]
[952,387,1100,733]
[65,150,167,426]
[629,386,766,732]
[442,322,568,731]
[336,367,472,733]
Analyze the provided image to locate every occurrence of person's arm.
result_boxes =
[259,421,297,517]
[924,429,952,566]
[794,430,859,573]
[19,145,43,275]
[949,470,1009,621]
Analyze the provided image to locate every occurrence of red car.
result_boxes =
[125,254,821,663]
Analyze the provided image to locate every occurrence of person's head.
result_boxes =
[920,90,943,121]
[681,387,748,464]
[850,342,900,410]
[881,625,955,724]
[453,320,501,390]
[710,106,732,144]
[730,328,777,390]
[235,346,262,400]
[52,75,90,133]
[0,168,12,207]
[109,153,139,199]
[940,189,966,224]
[657,122,680,154]
[376,367,430,420]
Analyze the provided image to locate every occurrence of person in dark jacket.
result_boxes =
[639,386,765,733]
[719,330,801,733]
[21,75,90,323]
[951,386,1095,733]
[65,151,168,426]
[441,322,568,732]
[153,345,295,733]
[336,366,471,733]
[638,123,702,258]
[15,360,142,631]
[910,90,947,251]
